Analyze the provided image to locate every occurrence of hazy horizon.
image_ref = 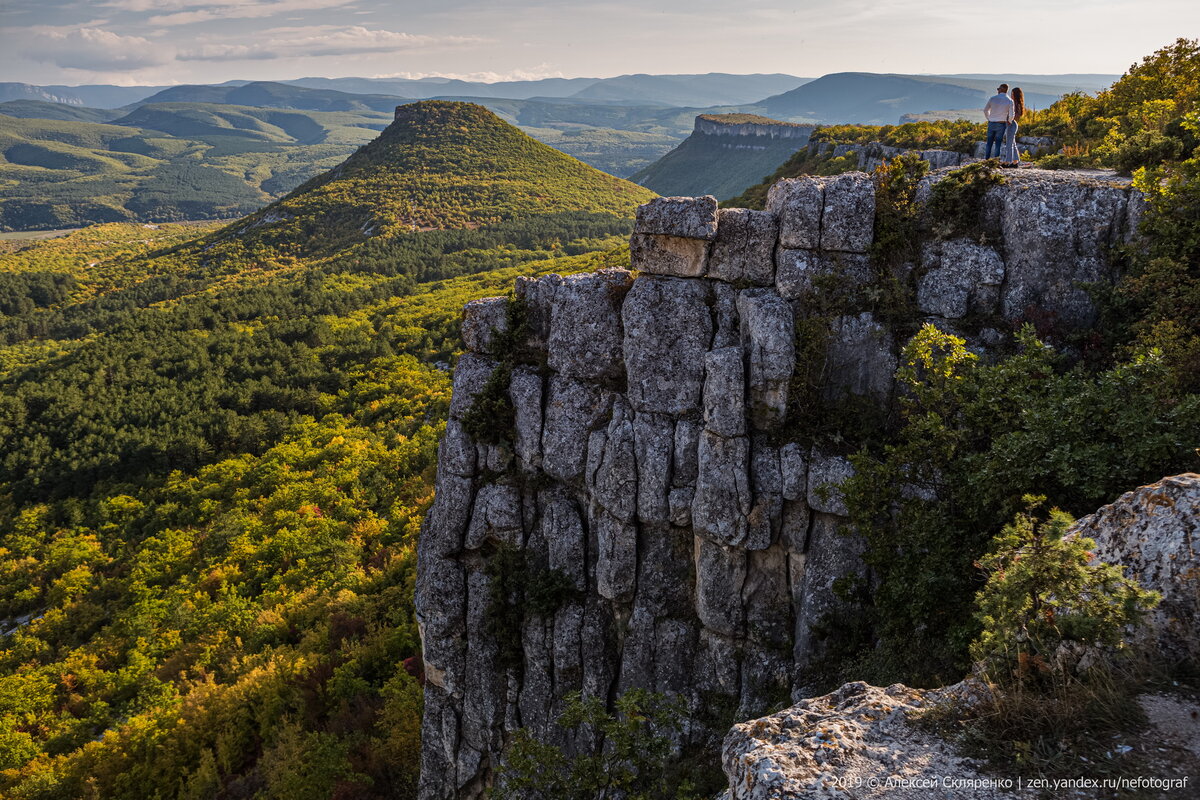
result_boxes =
[1,0,1196,88]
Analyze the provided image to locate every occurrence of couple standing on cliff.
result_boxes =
[983,83,1025,166]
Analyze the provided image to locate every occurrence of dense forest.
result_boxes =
[0,40,1197,798]
[0,102,648,798]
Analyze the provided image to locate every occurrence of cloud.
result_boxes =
[145,0,358,27]
[179,26,483,61]
[20,27,172,71]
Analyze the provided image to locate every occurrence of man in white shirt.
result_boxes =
[983,84,1015,159]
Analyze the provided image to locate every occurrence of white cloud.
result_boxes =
[145,0,358,27]
[20,26,172,71]
[178,25,483,61]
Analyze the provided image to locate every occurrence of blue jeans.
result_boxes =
[985,121,1008,159]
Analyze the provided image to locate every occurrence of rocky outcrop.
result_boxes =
[415,169,1145,798]
[1068,473,1200,666]
[808,137,1058,172]
[722,474,1200,800]
[722,681,1026,800]
[695,114,815,141]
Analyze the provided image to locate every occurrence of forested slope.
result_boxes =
[0,101,651,798]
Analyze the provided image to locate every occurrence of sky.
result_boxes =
[0,0,1197,87]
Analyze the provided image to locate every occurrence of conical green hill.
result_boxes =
[227,100,656,257]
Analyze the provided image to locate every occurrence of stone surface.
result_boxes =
[1068,473,1200,665]
[541,377,612,485]
[693,430,752,547]
[461,296,509,354]
[806,451,854,516]
[917,238,1006,318]
[630,233,711,277]
[710,208,779,285]
[623,277,712,415]
[547,269,631,381]
[767,177,822,250]
[737,289,795,430]
[820,172,875,252]
[723,681,1025,800]
[703,346,746,438]
[824,313,896,402]
[635,194,719,240]
[775,249,872,301]
[416,172,1151,800]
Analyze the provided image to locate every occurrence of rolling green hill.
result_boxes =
[210,100,655,260]
[629,113,813,198]
[0,105,393,231]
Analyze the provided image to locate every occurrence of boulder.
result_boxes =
[723,681,1023,800]
[737,289,795,430]
[775,249,872,301]
[634,195,719,240]
[1068,473,1200,665]
[917,238,1006,318]
[703,346,747,438]
[709,208,779,285]
[623,276,713,415]
[766,177,822,250]
[461,296,509,354]
[630,233,711,277]
[820,172,875,253]
[547,269,631,381]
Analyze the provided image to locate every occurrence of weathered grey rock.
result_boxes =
[693,430,752,547]
[737,289,795,429]
[464,483,523,550]
[983,171,1131,329]
[630,233,711,277]
[709,208,779,285]
[594,509,637,602]
[806,451,855,516]
[623,277,712,415]
[747,438,782,551]
[547,269,631,381]
[820,172,875,252]
[792,513,866,675]
[703,346,746,438]
[673,420,701,488]
[415,552,466,688]
[779,442,808,502]
[775,249,872,301]
[634,195,719,240]
[766,176,822,250]
[541,377,613,485]
[669,487,694,527]
[421,472,475,558]
[824,313,896,402]
[918,238,1006,318]
[462,568,505,760]
[541,492,586,588]
[1069,473,1200,665]
[462,296,509,354]
[587,399,638,523]
[695,537,747,636]
[711,280,741,350]
[514,272,562,352]
[653,618,698,696]
[723,681,1024,800]
[509,368,543,468]
[438,419,477,478]
[634,413,674,525]
[695,628,741,698]
[448,353,499,421]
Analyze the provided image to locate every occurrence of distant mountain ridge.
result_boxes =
[630,113,813,199]
[132,81,408,113]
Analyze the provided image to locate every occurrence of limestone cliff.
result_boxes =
[414,168,1144,799]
